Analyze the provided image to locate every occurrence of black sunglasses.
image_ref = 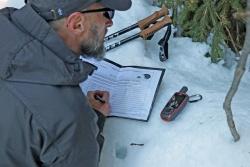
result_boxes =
[80,8,115,20]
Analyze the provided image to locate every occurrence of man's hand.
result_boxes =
[87,90,110,116]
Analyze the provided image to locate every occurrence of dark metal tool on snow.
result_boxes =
[160,86,202,121]
[105,6,172,61]
[158,25,171,61]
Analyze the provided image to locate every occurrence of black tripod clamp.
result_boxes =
[158,25,172,61]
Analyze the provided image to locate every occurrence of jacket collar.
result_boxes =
[0,5,97,85]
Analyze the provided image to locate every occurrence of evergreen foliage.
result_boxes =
[157,0,246,63]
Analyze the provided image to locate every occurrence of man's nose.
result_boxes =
[106,19,113,27]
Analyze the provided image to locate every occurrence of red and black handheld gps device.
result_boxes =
[160,86,189,121]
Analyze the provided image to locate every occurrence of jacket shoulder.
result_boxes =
[0,7,17,18]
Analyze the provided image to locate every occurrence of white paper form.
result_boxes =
[80,58,165,121]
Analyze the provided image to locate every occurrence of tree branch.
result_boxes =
[233,11,250,20]
[223,0,250,142]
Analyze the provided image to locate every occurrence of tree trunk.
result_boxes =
[223,0,250,142]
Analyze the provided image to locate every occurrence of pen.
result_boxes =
[94,94,106,104]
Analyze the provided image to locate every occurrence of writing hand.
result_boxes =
[87,90,110,116]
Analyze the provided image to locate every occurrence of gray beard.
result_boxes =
[80,26,106,60]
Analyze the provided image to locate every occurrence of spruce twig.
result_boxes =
[236,22,240,47]
[215,12,240,57]
[224,26,240,57]
[233,11,250,20]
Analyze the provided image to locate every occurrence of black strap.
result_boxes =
[94,110,106,160]
[189,94,203,103]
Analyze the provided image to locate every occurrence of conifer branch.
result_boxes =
[158,0,245,62]
[215,12,240,57]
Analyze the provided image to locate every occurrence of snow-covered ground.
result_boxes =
[101,1,250,167]
[2,0,250,167]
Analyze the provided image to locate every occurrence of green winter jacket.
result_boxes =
[0,4,103,167]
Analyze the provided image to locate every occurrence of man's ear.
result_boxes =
[65,12,85,34]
